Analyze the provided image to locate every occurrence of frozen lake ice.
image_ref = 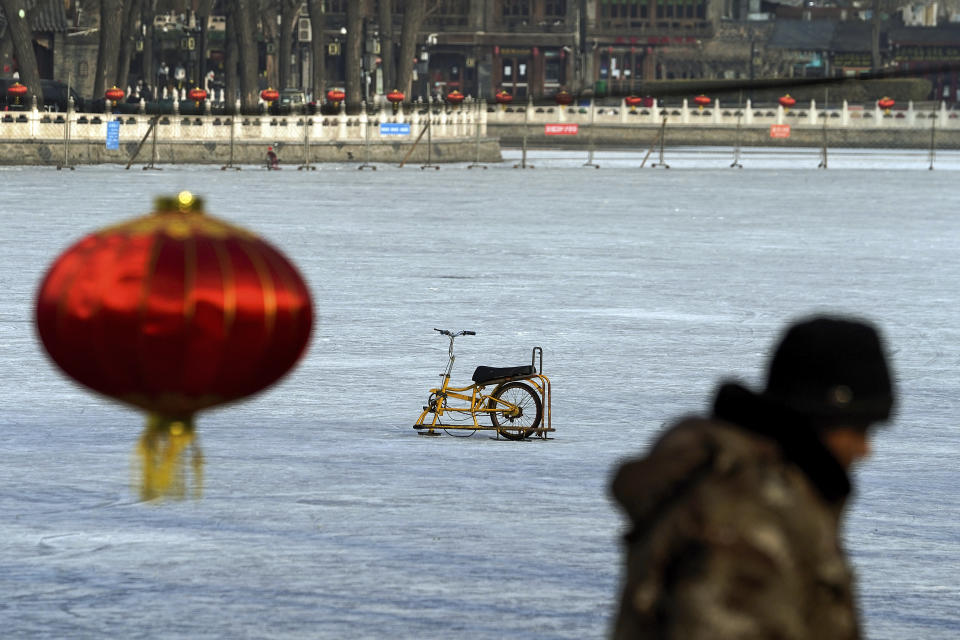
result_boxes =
[2,149,960,638]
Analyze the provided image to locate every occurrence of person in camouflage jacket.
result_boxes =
[610,317,896,640]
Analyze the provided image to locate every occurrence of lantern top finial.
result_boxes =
[153,191,205,214]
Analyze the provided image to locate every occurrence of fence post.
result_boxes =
[681,98,690,124]
[337,101,348,140]
[809,100,817,126]
[29,95,40,138]
[745,99,753,125]
[841,100,849,127]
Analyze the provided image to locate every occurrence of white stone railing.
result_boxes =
[489,98,960,130]
[0,98,490,143]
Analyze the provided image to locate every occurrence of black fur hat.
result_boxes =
[764,316,895,423]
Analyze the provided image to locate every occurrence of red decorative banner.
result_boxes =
[545,123,579,136]
[770,124,791,139]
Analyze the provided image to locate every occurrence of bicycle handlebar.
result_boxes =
[433,328,475,337]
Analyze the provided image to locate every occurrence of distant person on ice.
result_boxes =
[610,315,896,640]
[266,146,279,170]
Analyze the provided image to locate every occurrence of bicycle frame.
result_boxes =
[413,330,553,439]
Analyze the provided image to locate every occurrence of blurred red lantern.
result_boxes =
[105,86,125,104]
[554,90,573,106]
[693,94,711,109]
[624,95,644,108]
[7,81,27,105]
[779,94,796,109]
[495,90,513,105]
[878,96,895,111]
[188,87,208,104]
[35,192,314,499]
[326,89,345,104]
[261,88,279,103]
[446,89,464,105]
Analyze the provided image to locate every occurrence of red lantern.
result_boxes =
[386,89,404,114]
[693,94,711,109]
[261,88,279,103]
[105,86,125,104]
[326,89,345,104]
[878,96,896,112]
[35,192,314,499]
[779,94,797,109]
[554,90,573,106]
[188,87,208,105]
[494,90,513,110]
[446,89,464,105]
[7,81,27,105]
[624,95,644,109]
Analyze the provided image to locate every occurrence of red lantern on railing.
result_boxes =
[260,88,279,104]
[34,192,314,500]
[446,89,464,106]
[693,94,711,110]
[624,95,644,111]
[188,87,207,107]
[554,90,573,106]
[494,89,513,110]
[878,96,895,113]
[326,88,345,109]
[105,86,125,106]
[779,94,797,110]
[7,81,27,106]
[386,89,404,114]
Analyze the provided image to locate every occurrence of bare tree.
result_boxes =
[193,0,214,92]
[278,0,299,89]
[344,0,367,111]
[94,0,125,100]
[261,1,279,89]
[378,0,394,93]
[141,1,156,99]
[396,0,427,100]
[306,0,325,99]
[0,0,42,107]
[223,3,239,112]
[116,0,144,91]
[234,0,260,113]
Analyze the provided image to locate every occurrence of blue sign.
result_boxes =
[379,122,411,136]
[106,120,120,150]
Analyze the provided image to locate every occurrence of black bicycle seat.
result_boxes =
[471,365,535,385]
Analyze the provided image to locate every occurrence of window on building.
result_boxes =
[324,0,346,13]
[545,0,567,17]
[502,0,530,17]
[425,0,470,27]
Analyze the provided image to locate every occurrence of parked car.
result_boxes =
[0,78,85,112]
[267,89,306,115]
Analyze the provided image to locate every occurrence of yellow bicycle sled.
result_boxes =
[413,329,553,440]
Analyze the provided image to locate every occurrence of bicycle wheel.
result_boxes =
[489,382,542,440]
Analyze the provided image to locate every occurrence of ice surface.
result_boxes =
[2,150,959,638]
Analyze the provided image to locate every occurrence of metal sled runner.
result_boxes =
[413,329,553,440]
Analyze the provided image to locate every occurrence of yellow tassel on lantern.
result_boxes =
[136,415,204,500]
